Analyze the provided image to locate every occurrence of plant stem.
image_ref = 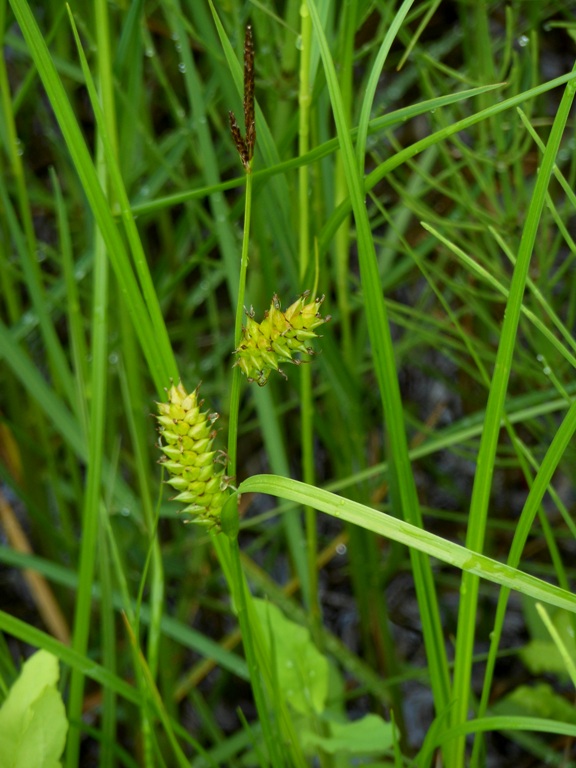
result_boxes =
[222,162,294,763]
[297,1,321,628]
[227,169,253,485]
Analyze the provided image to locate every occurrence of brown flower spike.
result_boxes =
[229,25,256,172]
[156,382,232,528]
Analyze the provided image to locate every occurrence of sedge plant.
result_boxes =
[2,2,576,767]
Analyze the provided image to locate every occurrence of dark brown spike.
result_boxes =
[243,25,256,162]
[243,26,255,125]
[245,120,256,163]
[229,110,249,170]
[228,26,256,172]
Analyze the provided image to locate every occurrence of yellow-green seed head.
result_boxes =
[234,292,330,386]
[156,382,231,528]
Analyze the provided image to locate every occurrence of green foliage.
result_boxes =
[494,682,576,726]
[254,599,329,716]
[253,599,396,760]
[301,715,396,758]
[0,651,68,768]
[521,604,576,678]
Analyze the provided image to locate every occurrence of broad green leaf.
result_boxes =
[520,640,572,678]
[520,609,576,679]
[493,682,576,726]
[302,713,396,755]
[254,599,328,715]
[0,650,68,768]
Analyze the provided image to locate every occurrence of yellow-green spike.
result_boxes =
[156,382,232,528]
[233,293,330,385]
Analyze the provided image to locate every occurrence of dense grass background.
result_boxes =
[2,0,576,766]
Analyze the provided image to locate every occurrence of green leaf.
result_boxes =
[0,650,68,768]
[302,713,396,755]
[253,599,328,716]
[493,682,576,726]
[520,608,576,678]
[520,640,572,678]
[238,474,576,616]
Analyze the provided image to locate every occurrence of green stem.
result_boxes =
[333,0,356,363]
[65,189,108,768]
[66,2,113,761]
[227,169,253,483]
[298,3,312,285]
[297,1,320,625]
[221,167,292,764]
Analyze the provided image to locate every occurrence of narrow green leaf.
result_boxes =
[237,474,576,615]
[449,60,576,764]
[306,0,451,714]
